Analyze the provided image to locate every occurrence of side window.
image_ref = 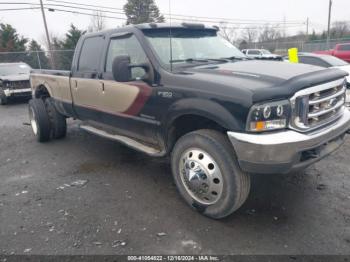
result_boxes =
[78,36,105,72]
[105,34,148,79]
[339,44,350,51]
[299,56,308,64]
[300,57,328,68]
[248,50,260,55]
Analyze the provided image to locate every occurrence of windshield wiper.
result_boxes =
[221,56,250,61]
[204,58,229,63]
[170,58,209,63]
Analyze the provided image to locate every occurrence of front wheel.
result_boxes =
[171,129,250,219]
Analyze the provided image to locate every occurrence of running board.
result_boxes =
[80,124,165,156]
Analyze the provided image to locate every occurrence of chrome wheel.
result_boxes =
[29,107,38,135]
[179,148,224,205]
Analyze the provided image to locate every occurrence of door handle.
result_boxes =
[74,80,78,88]
[100,82,105,92]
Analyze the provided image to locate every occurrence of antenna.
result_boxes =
[169,0,173,72]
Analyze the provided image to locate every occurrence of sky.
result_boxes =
[0,0,349,47]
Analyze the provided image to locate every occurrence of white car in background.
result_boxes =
[242,49,282,60]
[0,62,32,105]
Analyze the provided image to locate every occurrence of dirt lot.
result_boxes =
[0,100,350,255]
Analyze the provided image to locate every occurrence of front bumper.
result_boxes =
[3,88,32,97]
[228,109,350,174]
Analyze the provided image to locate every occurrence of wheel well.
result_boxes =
[35,85,51,99]
[167,114,227,152]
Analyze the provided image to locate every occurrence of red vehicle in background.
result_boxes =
[314,43,350,63]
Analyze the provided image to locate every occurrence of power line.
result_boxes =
[46,0,124,11]
[0,6,306,29]
[45,0,305,24]
[0,2,306,29]
[44,7,127,20]
[0,2,126,15]
[0,7,40,11]
[1,2,305,27]
[46,7,305,28]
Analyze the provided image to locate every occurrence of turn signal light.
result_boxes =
[250,119,287,132]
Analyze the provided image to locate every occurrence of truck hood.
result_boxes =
[184,60,348,103]
[0,74,30,81]
[331,64,350,84]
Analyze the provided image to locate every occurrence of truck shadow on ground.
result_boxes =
[67,126,317,225]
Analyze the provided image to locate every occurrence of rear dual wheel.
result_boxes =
[28,98,51,142]
[28,98,67,142]
[171,129,250,219]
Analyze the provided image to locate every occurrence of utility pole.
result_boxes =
[39,0,55,69]
[306,17,309,36]
[326,0,332,50]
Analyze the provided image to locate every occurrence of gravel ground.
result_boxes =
[0,100,349,255]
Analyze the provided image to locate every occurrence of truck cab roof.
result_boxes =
[81,22,219,39]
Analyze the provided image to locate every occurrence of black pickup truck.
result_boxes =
[29,23,350,219]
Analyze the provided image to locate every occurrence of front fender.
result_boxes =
[164,98,243,131]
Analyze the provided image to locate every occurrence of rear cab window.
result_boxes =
[77,35,105,76]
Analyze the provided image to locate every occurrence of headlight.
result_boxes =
[345,88,350,108]
[246,100,291,132]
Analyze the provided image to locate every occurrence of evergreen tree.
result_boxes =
[53,24,86,70]
[26,40,49,69]
[123,0,165,25]
[0,23,27,63]
[309,30,318,41]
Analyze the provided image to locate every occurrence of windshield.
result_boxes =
[261,49,271,54]
[321,55,348,66]
[143,28,246,66]
[0,63,31,76]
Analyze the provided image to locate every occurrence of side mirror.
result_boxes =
[112,55,151,82]
[112,55,132,82]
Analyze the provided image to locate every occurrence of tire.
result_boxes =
[171,129,250,219]
[0,89,7,105]
[28,98,51,142]
[45,98,67,139]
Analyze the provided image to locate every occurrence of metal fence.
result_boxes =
[245,40,305,55]
[303,37,350,52]
[0,50,75,70]
[245,37,350,55]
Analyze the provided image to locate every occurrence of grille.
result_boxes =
[290,78,346,132]
[4,80,30,90]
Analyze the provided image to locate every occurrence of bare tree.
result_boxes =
[330,21,350,38]
[218,22,238,45]
[258,24,282,42]
[241,27,258,43]
[88,11,106,32]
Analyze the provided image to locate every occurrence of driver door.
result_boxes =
[98,33,157,144]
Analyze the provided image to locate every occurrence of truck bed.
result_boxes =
[30,69,72,104]
[30,69,71,77]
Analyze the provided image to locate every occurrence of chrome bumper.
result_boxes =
[3,88,32,97]
[228,109,350,174]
